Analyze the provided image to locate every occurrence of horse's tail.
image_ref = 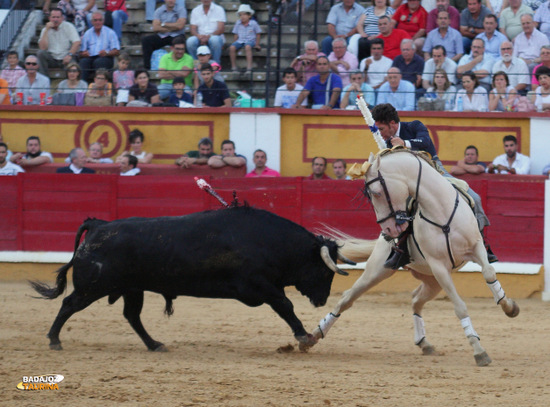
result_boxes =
[321,225,377,263]
[29,218,101,299]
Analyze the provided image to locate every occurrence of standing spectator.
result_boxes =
[332,159,351,180]
[245,149,281,177]
[197,63,232,107]
[104,0,128,41]
[349,0,395,62]
[377,15,411,59]
[532,65,550,111]
[457,38,495,90]
[321,0,365,56]
[450,145,486,175]
[306,157,331,180]
[292,56,343,110]
[56,63,88,94]
[340,70,376,108]
[393,39,425,88]
[360,37,394,89]
[141,0,186,71]
[488,71,518,111]
[15,55,50,105]
[0,77,10,105]
[454,71,489,110]
[460,0,491,53]
[186,0,226,63]
[207,140,247,168]
[377,67,416,110]
[427,0,460,32]
[117,129,154,164]
[274,67,307,108]
[475,14,507,60]
[128,70,161,105]
[425,68,457,108]
[423,10,464,61]
[192,45,223,90]
[487,135,531,174]
[290,40,326,86]
[492,41,530,93]
[499,0,533,41]
[0,142,24,176]
[534,1,550,41]
[391,0,428,51]
[120,154,140,175]
[79,12,120,82]
[422,45,458,89]
[229,4,262,74]
[87,142,113,163]
[1,51,26,98]
[157,37,193,100]
[531,45,550,91]
[10,136,53,168]
[56,148,96,173]
[328,37,359,86]
[168,77,193,105]
[175,137,214,168]
[37,9,81,77]
[513,14,550,73]
[48,0,98,36]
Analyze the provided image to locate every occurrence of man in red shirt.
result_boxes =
[377,15,411,60]
[245,149,281,177]
[391,0,428,52]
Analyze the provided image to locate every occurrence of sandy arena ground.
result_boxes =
[3,281,550,407]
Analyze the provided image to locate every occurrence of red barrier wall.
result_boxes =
[0,174,544,263]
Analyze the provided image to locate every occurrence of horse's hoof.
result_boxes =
[505,301,520,318]
[296,333,317,352]
[49,343,63,351]
[149,343,168,352]
[421,344,436,355]
[474,351,492,367]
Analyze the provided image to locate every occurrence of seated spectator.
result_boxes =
[290,40,326,86]
[292,56,343,109]
[391,0,428,51]
[488,71,518,111]
[332,159,351,180]
[197,63,232,107]
[543,162,550,176]
[487,134,531,174]
[534,1,550,41]
[0,142,24,176]
[85,68,113,105]
[340,70,376,109]
[426,68,457,108]
[513,14,550,73]
[492,41,530,93]
[475,14,506,60]
[141,0,186,71]
[120,154,140,176]
[307,156,331,180]
[427,0,460,32]
[359,38,393,89]
[10,136,53,168]
[328,37,359,86]
[532,65,550,111]
[56,63,88,94]
[460,0,490,53]
[1,51,26,98]
[145,0,185,21]
[274,67,307,108]
[229,4,262,75]
[499,0,533,41]
[116,129,154,164]
[457,38,495,91]
[50,0,98,36]
[422,45,457,89]
[79,12,120,82]
[321,0,365,56]
[455,71,488,110]
[158,36,193,100]
[377,15,411,59]
[207,139,246,168]
[56,148,96,173]
[449,0,468,13]
[349,0,395,62]
[245,149,281,177]
[0,77,11,105]
[422,9,464,61]
[531,45,550,91]
[15,55,50,105]
[377,67,416,110]
[112,52,134,106]
[186,0,226,63]
[87,142,113,163]
[392,39,425,88]
[104,0,128,41]
[168,77,193,106]
[485,0,505,17]
[175,137,214,168]
[128,70,161,105]
[450,145,486,175]
[37,9,80,77]
[192,46,224,90]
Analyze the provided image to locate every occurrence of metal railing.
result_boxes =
[0,0,34,63]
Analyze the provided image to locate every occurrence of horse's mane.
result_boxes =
[375,146,437,170]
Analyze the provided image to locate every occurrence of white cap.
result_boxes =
[197,45,211,55]
[237,4,255,15]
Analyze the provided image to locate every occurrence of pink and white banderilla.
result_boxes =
[195,177,229,208]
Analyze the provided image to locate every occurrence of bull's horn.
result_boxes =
[337,252,356,266]
[321,246,349,276]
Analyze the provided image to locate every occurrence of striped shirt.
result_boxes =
[361,6,395,37]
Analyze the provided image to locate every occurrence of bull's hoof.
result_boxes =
[49,343,63,351]
[149,343,168,352]
[504,301,520,318]
[474,351,492,367]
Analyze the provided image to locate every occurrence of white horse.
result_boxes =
[307,148,519,366]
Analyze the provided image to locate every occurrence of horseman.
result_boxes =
[370,103,497,269]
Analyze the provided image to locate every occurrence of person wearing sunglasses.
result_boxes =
[15,55,51,105]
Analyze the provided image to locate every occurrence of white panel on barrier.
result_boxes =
[544,179,550,301]
[530,118,550,176]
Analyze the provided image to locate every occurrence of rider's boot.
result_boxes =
[483,232,498,263]
[384,231,411,270]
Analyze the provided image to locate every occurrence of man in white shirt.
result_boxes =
[487,135,531,175]
[491,41,530,93]
[10,136,53,168]
[513,14,550,72]
[422,44,458,88]
[457,37,495,90]
[274,67,307,108]
[186,0,226,63]
[359,38,392,89]
[0,143,24,176]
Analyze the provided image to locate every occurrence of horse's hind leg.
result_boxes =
[410,271,442,355]
[473,240,520,318]
[123,291,166,352]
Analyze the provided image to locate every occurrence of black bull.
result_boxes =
[31,206,353,351]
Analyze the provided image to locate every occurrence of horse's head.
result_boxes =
[364,152,411,239]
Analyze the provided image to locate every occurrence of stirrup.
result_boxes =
[384,247,410,270]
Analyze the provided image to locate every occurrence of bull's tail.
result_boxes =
[30,219,101,299]
[321,225,377,263]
